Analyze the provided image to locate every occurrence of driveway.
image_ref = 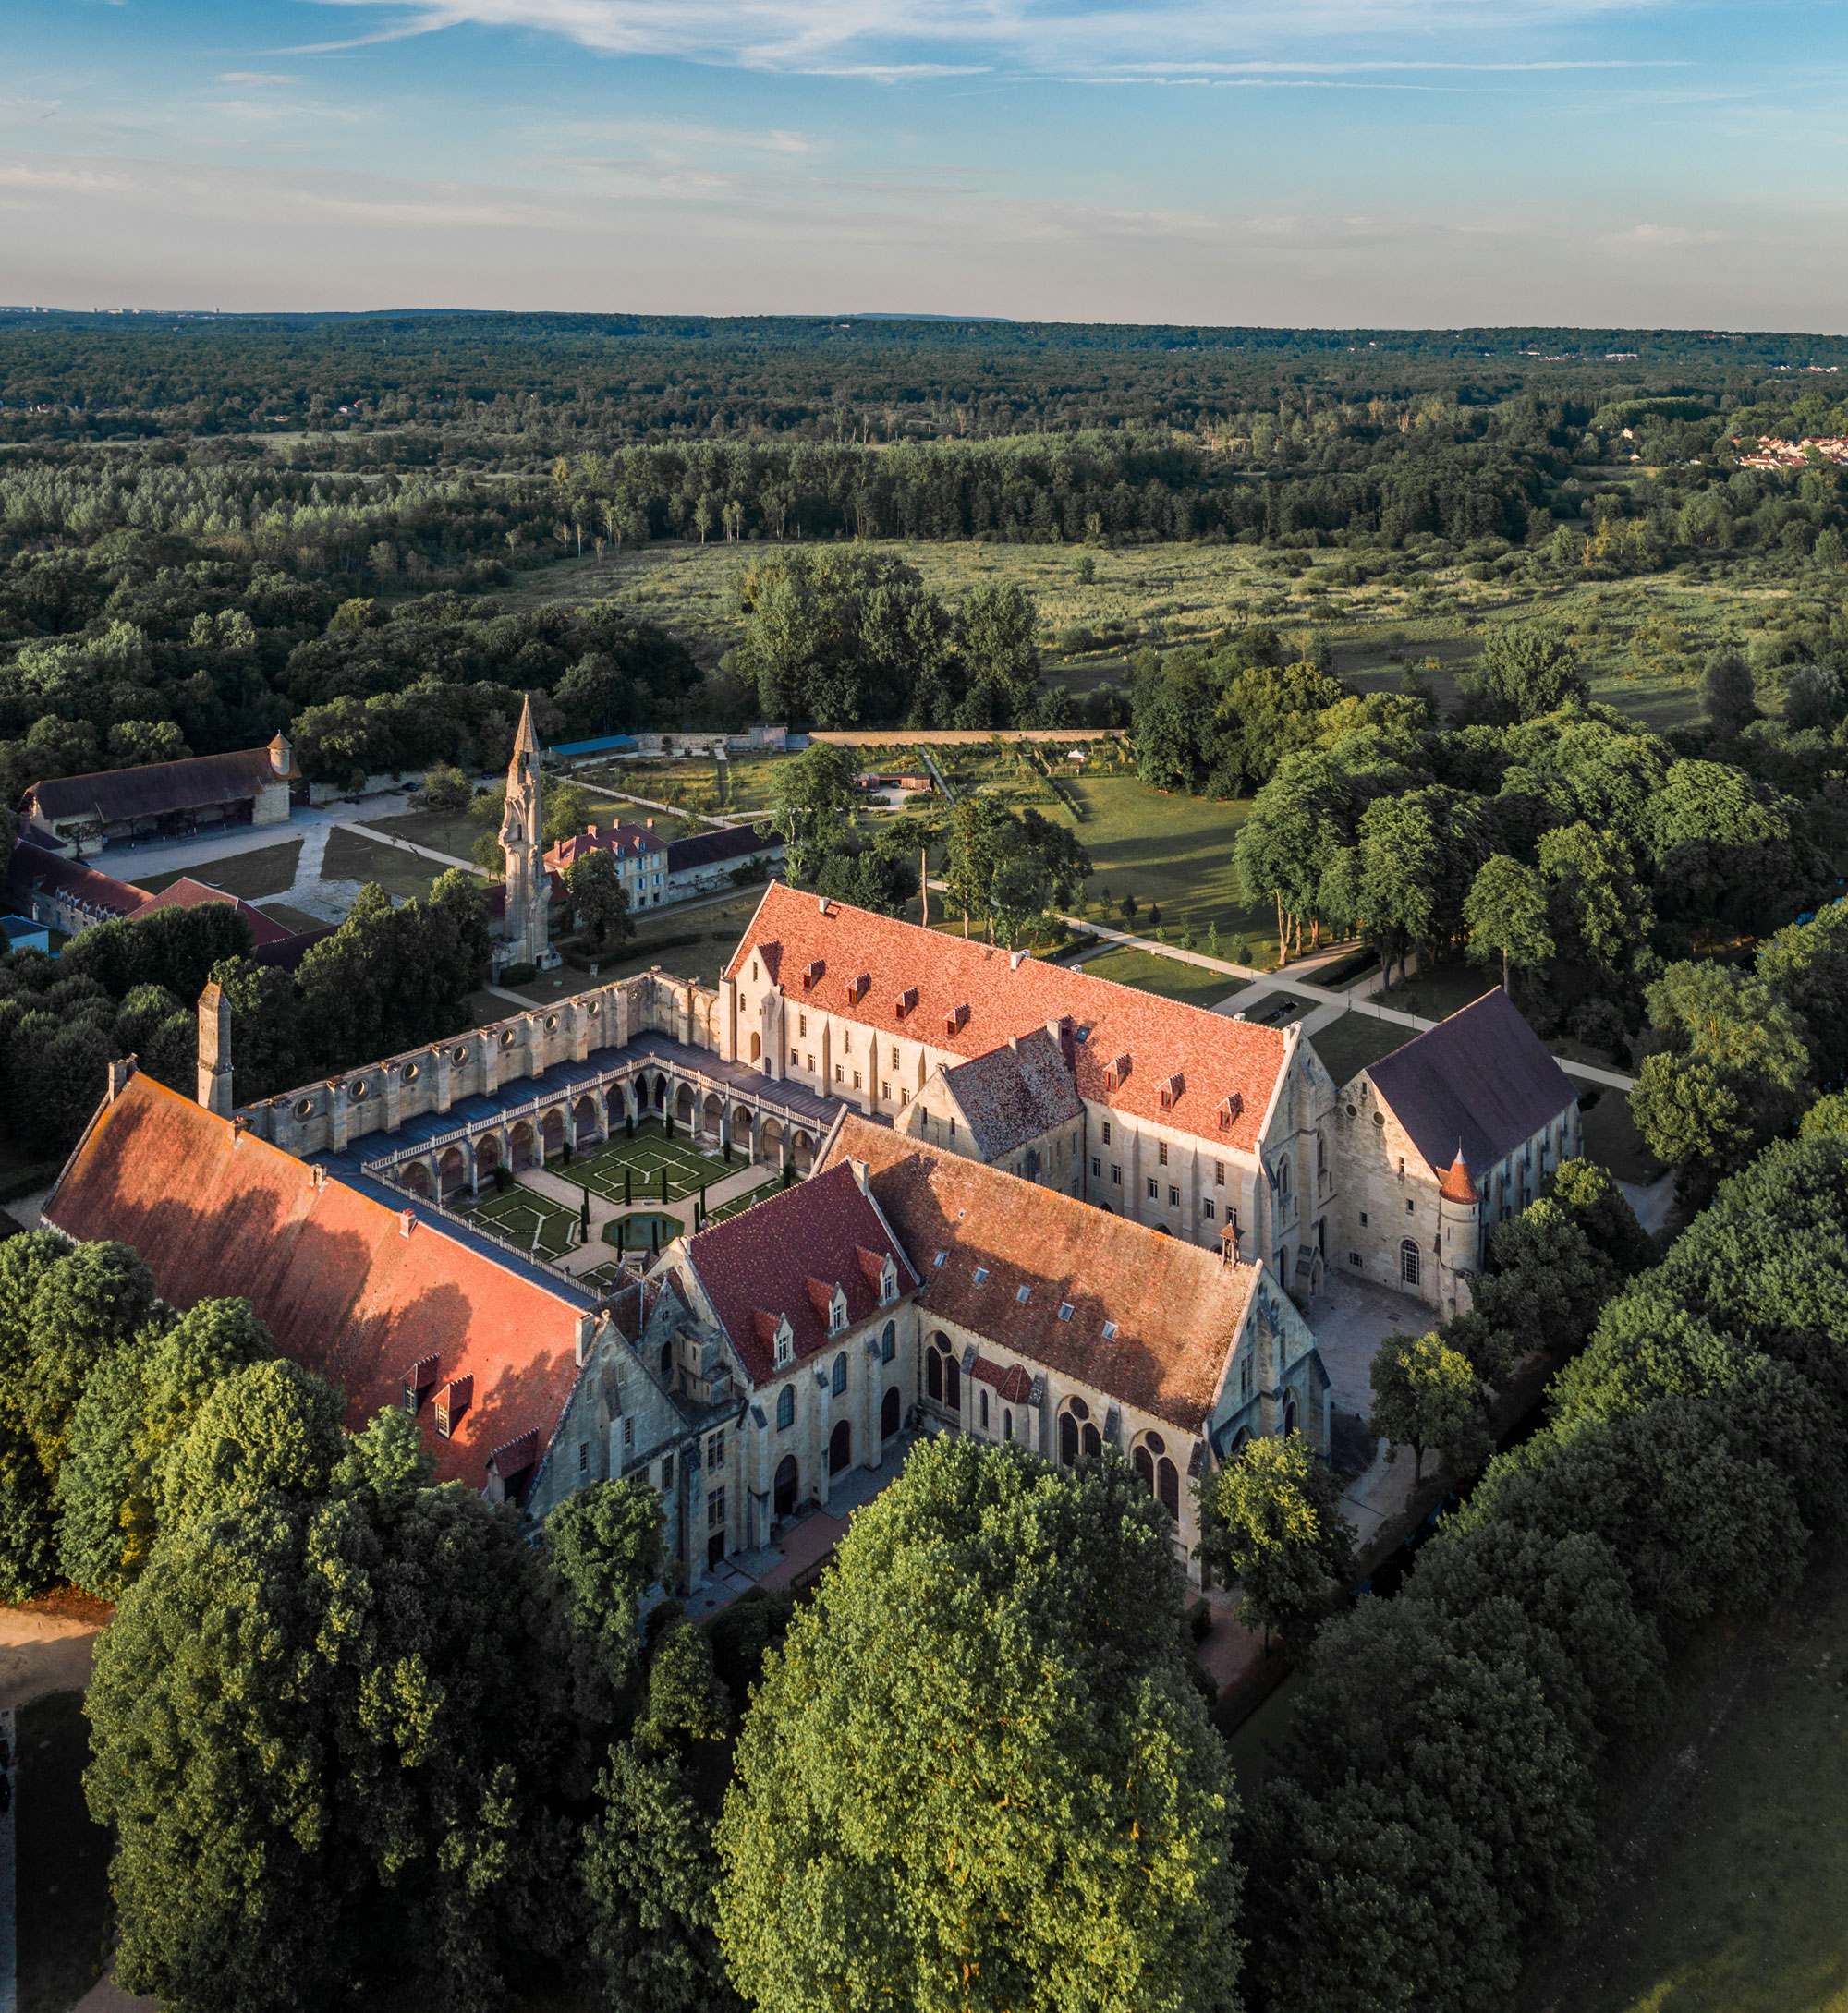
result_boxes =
[1305,1269,1426,1419]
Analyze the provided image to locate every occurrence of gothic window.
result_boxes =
[980,1389,990,1430]
[777,1383,796,1430]
[1157,1457,1179,1519]
[927,1346,943,1401]
[881,1320,895,1362]
[1059,1410,1079,1466]
[1400,1239,1420,1286]
[833,1352,848,1396]
[944,1356,961,1412]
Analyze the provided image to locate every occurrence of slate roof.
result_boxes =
[44,1073,588,1494]
[820,1116,1257,1433]
[667,824,783,875]
[7,839,147,918]
[682,1158,917,1384]
[925,1029,1085,1159]
[25,747,285,825]
[726,883,1287,1155]
[1363,988,1577,1179]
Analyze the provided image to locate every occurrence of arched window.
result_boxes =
[659,1340,673,1380]
[1157,1457,1179,1519]
[1068,1395,1090,1422]
[829,1420,852,1475]
[1003,1409,1014,1441]
[980,1389,990,1431]
[1133,1445,1155,1492]
[881,1321,895,1364]
[1283,1395,1299,1437]
[927,1347,943,1402]
[1082,1422,1101,1458]
[881,1385,901,1440]
[1059,1411,1079,1466]
[776,1383,795,1430]
[944,1356,961,1413]
[773,1454,798,1516]
[1400,1238,1420,1286]
[833,1352,847,1396]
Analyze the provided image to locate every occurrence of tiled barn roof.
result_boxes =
[683,1158,917,1384]
[726,883,1286,1154]
[820,1116,1256,1433]
[925,1028,1085,1159]
[43,1073,586,1494]
[25,746,285,825]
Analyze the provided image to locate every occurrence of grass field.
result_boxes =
[505,537,1801,741]
[1076,944,1251,1011]
[134,837,303,901]
[1519,1551,1848,2013]
[18,1689,114,2013]
[322,826,468,903]
[259,900,329,935]
[1305,1012,1415,1085]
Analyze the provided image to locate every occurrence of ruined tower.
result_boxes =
[197,980,234,1117]
[498,694,554,971]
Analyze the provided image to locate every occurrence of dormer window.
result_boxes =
[774,1317,794,1367]
[1216,1094,1243,1130]
[402,1353,439,1416]
[1160,1072,1185,1109]
[879,1256,898,1304]
[1105,1054,1131,1091]
[803,958,824,989]
[1101,1319,1118,1340]
[848,973,870,1003]
[945,1001,969,1035]
[830,1290,848,1335]
[894,987,918,1019]
[973,1266,990,1285]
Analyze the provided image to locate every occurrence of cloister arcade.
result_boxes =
[364,1051,827,1206]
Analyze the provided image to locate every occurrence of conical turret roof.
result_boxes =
[1439,1145,1478,1206]
[513,692,539,759]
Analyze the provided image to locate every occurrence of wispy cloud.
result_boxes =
[216,70,300,83]
[290,0,1668,78]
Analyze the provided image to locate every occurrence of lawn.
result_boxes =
[1305,1012,1414,1086]
[1076,944,1252,1013]
[1578,1085,1661,1186]
[507,890,769,992]
[1518,1549,1848,2013]
[258,900,330,935]
[18,1689,115,2013]
[322,826,473,903]
[1373,963,1500,1024]
[574,1122,738,1207]
[459,1182,583,1260]
[133,837,303,902]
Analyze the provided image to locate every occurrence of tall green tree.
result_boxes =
[86,1409,578,2013]
[753,742,859,889]
[1463,854,1553,998]
[1475,622,1589,720]
[1196,1433,1354,1652]
[565,851,634,955]
[717,1437,1242,2013]
[1368,1333,1484,1484]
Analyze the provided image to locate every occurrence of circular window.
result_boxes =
[1067,1396,1089,1423]
[1345,1103,1357,1119]
[545,1014,558,1031]
[350,1080,369,1101]
[453,1044,468,1064]
[499,1029,517,1048]
[403,1061,419,1084]
[295,1097,314,1120]
[1144,1431,1165,1457]
[1372,1110,1385,1127]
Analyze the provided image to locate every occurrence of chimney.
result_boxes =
[575,1310,600,1365]
[818,894,832,916]
[197,981,233,1117]
[646,816,654,830]
[850,1157,869,1196]
[106,1055,137,1102]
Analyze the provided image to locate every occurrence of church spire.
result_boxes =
[494,693,553,973]
[513,691,539,762]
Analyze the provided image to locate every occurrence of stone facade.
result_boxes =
[496,696,557,973]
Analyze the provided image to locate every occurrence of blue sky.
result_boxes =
[2,0,1845,326]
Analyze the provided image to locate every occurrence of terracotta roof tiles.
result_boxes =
[820,1117,1256,1434]
[727,883,1286,1155]
[43,1073,587,1494]
[683,1158,917,1383]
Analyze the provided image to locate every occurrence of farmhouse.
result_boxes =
[20,734,300,856]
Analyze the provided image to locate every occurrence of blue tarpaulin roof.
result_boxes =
[552,734,638,758]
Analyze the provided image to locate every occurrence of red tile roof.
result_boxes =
[132,877,298,946]
[545,822,664,873]
[26,746,286,826]
[1440,1151,1479,1205]
[682,1158,916,1384]
[43,1073,586,1493]
[7,838,148,918]
[821,1116,1257,1433]
[727,883,1286,1154]
[971,1356,1035,1403]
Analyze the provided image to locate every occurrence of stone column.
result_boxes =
[328,1080,350,1155]
[433,1046,454,1115]
[383,1062,403,1135]
[196,981,234,1117]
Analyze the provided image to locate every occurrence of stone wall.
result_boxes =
[241,966,723,1157]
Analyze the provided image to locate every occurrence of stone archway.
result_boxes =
[749,1031,762,1063]
[650,1073,667,1112]
[474,1133,502,1180]
[437,1147,467,1199]
[574,1094,599,1146]
[760,1115,784,1163]
[398,1160,432,1198]
[509,1120,536,1171]
[732,1104,755,1159]
[790,1128,815,1174]
[774,1454,798,1518]
[881,1386,901,1441]
[675,1082,697,1125]
[541,1108,565,1158]
[829,1420,852,1476]
[701,1092,723,1140]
